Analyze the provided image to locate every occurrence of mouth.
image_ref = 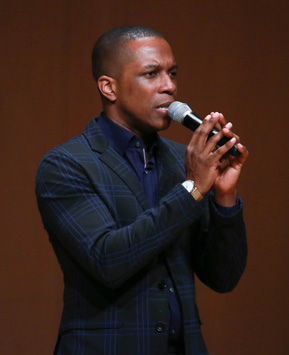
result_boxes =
[155,101,174,113]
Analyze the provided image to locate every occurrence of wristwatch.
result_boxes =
[182,180,203,202]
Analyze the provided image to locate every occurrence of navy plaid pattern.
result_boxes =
[35,117,247,355]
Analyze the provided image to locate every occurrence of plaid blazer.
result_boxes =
[36,117,247,355]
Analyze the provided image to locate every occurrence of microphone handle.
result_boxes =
[183,114,241,157]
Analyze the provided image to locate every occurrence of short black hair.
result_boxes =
[92,25,164,81]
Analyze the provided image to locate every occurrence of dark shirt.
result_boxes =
[98,113,240,349]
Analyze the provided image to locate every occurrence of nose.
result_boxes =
[159,72,177,95]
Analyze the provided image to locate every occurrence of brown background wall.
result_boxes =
[1,1,288,354]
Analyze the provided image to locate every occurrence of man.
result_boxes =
[36,26,248,355]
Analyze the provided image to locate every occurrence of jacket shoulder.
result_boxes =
[38,117,102,162]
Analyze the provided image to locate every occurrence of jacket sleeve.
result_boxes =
[36,146,247,292]
[191,195,247,293]
[35,149,209,289]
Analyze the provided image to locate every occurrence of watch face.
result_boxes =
[183,180,194,192]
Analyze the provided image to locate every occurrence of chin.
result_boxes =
[158,117,171,131]
[142,118,171,136]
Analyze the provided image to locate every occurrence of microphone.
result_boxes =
[168,101,241,157]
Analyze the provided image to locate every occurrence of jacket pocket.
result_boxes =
[60,320,125,333]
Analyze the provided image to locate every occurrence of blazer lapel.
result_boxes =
[83,117,149,210]
[158,138,186,200]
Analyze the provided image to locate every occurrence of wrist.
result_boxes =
[182,180,203,202]
[214,189,237,207]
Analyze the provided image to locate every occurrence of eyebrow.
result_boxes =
[143,63,178,71]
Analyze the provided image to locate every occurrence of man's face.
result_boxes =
[111,37,177,137]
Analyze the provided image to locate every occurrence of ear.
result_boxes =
[97,75,117,102]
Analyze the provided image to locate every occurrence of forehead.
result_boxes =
[124,37,176,68]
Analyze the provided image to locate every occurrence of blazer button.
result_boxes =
[155,322,165,332]
[158,280,167,290]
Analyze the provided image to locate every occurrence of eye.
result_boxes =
[169,70,177,79]
[144,71,158,78]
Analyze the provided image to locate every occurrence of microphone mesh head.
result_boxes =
[168,101,192,123]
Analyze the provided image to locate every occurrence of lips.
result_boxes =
[155,101,174,111]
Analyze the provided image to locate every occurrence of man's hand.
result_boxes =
[185,112,249,206]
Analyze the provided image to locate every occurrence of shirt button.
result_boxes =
[158,280,167,290]
[169,287,174,293]
[155,322,165,332]
[136,141,141,147]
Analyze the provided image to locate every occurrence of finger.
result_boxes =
[213,136,238,160]
[202,128,226,156]
[189,113,219,148]
[213,112,232,132]
[222,127,240,143]
[218,113,228,127]
[213,112,222,131]
[222,127,234,138]
[235,143,249,165]
[219,115,236,137]
[218,113,241,142]
[225,122,233,130]
[199,113,220,143]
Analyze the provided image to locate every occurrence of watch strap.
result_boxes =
[182,180,203,202]
[191,187,203,201]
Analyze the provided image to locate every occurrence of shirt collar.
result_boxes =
[98,112,159,156]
